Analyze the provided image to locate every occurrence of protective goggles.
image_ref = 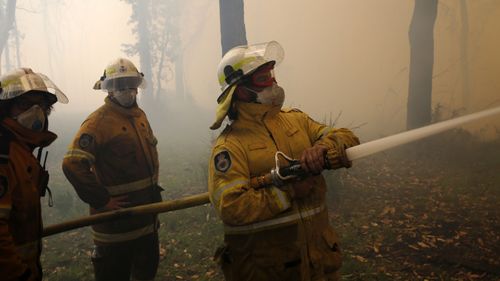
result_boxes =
[244,64,276,88]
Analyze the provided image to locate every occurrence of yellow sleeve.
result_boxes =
[208,139,291,226]
[62,118,109,209]
[303,113,360,150]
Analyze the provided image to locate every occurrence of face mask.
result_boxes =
[14,105,47,132]
[246,84,285,106]
[113,89,137,107]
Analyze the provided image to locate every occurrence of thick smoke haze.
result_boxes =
[7,0,500,143]
[2,1,499,279]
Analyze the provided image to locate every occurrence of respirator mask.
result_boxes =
[113,89,138,107]
[14,105,47,132]
[245,84,285,107]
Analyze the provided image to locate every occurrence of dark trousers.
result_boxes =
[91,232,159,281]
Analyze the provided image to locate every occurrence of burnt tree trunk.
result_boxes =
[219,0,247,56]
[136,0,154,109]
[407,0,438,129]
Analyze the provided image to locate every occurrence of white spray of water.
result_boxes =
[346,106,500,161]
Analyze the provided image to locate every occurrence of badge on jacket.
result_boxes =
[0,176,8,198]
[214,151,231,173]
[79,133,94,148]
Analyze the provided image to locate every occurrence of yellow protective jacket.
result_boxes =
[0,118,57,281]
[208,102,359,281]
[62,98,161,245]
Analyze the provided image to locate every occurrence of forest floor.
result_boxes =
[40,131,500,281]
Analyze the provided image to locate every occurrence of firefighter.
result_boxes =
[0,68,68,281]
[208,41,360,281]
[62,58,162,281]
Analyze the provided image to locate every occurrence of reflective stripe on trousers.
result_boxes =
[92,224,155,243]
[0,206,11,219]
[224,205,325,235]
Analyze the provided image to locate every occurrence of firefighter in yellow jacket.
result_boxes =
[62,58,161,281]
[208,42,360,281]
[0,68,68,281]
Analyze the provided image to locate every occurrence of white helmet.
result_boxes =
[0,68,68,104]
[210,41,284,130]
[93,58,146,92]
[216,41,284,102]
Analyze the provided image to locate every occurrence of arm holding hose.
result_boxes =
[249,116,360,197]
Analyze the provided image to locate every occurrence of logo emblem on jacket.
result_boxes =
[214,151,231,173]
[78,133,94,148]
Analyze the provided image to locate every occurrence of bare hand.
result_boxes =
[300,144,328,174]
[104,195,129,210]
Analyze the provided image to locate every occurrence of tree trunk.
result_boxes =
[219,0,247,56]
[407,0,438,129]
[460,0,470,111]
[14,21,21,68]
[175,55,185,99]
[0,0,17,75]
[4,38,11,72]
[136,0,154,109]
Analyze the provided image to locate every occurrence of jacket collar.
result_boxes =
[233,102,281,127]
[1,118,57,150]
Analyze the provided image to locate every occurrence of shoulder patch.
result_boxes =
[78,134,94,148]
[214,150,231,173]
[0,176,8,198]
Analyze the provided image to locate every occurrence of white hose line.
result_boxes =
[346,106,500,161]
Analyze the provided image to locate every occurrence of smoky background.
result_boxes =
[1,0,499,280]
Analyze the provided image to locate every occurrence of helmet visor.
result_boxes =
[243,41,284,66]
[0,71,68,104]
[247,64,276,88]
[100,76,146,92]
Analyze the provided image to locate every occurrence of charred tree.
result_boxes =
[219,0,247,55]
[135,0,154,108]
[407,0,438,129]
[460,0,470,111]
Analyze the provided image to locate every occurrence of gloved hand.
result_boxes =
[300,144,329,175]
[102,195,130,211]
[290,177,316,199]
[325,142,351,169]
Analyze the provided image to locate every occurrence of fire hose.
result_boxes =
[43,105,500,237]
